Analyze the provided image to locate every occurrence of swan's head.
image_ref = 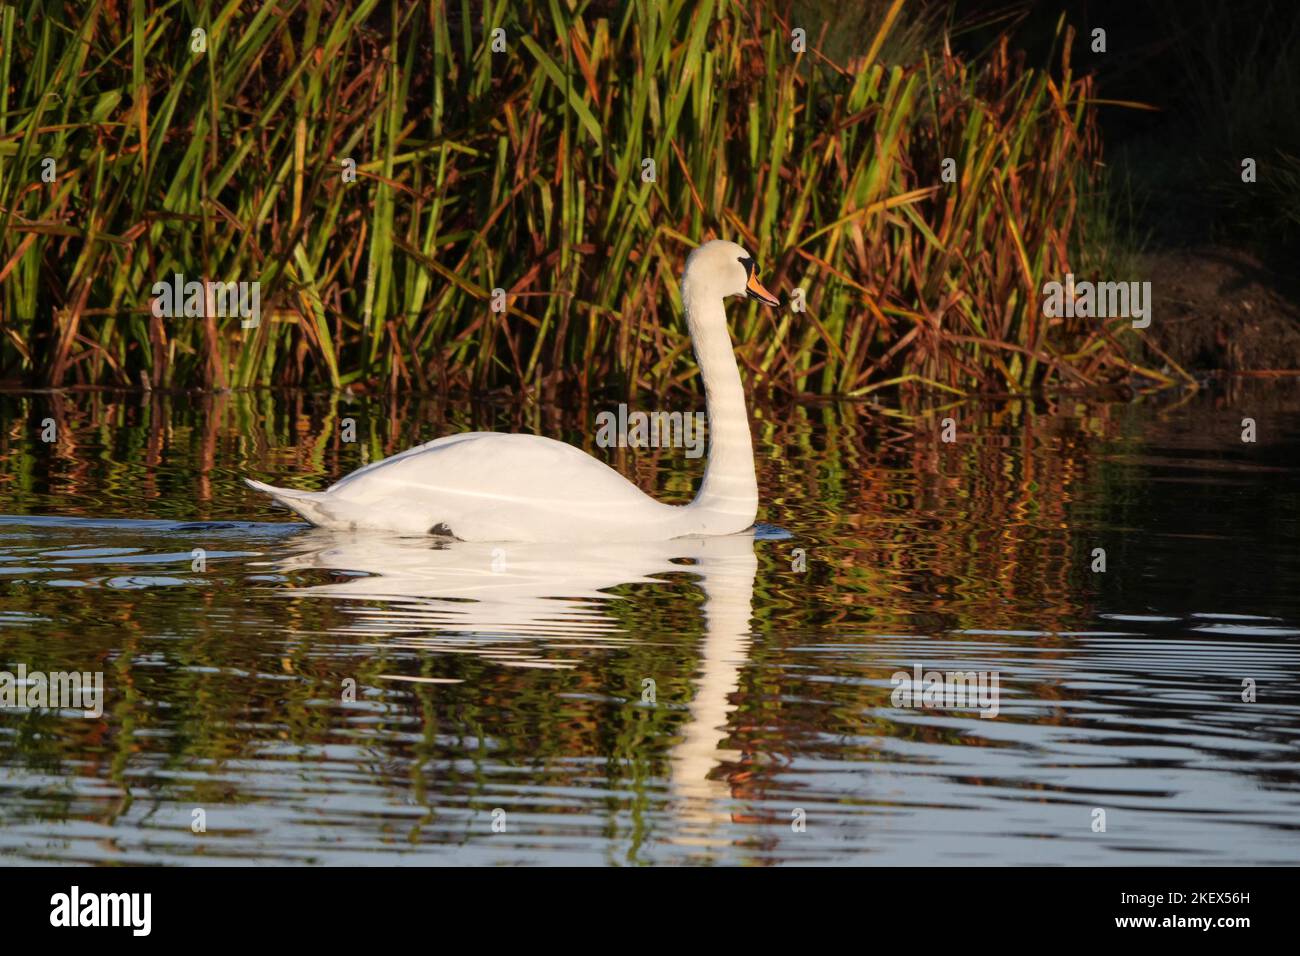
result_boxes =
[683,239,780,308]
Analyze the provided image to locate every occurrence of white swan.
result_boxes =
[245,239,780,542]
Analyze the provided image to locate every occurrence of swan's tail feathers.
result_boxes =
[244,478,336,527]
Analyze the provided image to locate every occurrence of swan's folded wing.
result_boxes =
[323,432,678,539]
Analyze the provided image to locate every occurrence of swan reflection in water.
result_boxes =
[263,528,762,835]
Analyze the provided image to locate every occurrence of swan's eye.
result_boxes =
[737,256,756,277]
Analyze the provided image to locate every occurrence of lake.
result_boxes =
[1,382,1298,865]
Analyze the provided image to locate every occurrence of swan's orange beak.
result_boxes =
[745,267,781,307]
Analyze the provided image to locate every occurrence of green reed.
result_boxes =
[0,0,1158,396]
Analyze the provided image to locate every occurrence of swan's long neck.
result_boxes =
[683,278,758,530]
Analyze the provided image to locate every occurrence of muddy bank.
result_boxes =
[1139,247,1300,375]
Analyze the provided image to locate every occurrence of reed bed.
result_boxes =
[0,0,1153,396]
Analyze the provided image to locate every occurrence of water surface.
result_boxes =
[1,384,1298,864]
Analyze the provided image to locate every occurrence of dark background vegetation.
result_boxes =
[801,0,1300,260]
[972,0,1300,260]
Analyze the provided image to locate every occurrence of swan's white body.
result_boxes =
[246,240,779,542]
